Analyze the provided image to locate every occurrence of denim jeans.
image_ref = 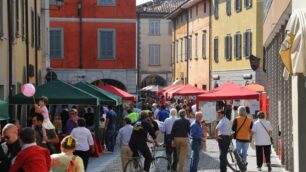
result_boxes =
[218,136,231,172]
[105,129,116,152]
[190,139,202,172]
[235,141,249,162]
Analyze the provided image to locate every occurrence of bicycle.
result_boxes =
[227,138,247,172]
[124,143,172,172]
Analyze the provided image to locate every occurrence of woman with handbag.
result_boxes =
[251,111,273,172]
[51,135,84,172]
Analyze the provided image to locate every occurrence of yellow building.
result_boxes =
[0,0,48,112]
[166,0,210,90]
[210,0,263,87]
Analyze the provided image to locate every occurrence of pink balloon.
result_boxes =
[22,83,36,97]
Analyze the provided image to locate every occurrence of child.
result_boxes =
[34,96,55,142]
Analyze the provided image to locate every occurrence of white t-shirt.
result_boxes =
[252,119,272,146]
[71,127,94,151]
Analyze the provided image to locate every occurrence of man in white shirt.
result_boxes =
[162,108,178,171]
[116,117,133,170]
[215,110,231,172]
[71,118,94,170]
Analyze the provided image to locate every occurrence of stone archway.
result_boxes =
[92,79,127,91]
[141,75,167,88]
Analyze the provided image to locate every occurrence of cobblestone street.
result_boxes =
[87,139,287,172]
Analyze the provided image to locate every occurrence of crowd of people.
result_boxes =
[0,95,274,172]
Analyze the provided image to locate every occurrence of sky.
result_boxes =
[137,0,151,5]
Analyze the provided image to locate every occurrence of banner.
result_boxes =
[199,102,217,123]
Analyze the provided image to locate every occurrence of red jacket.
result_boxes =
[9,145,51,172]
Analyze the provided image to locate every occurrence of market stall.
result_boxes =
[0,100,9,121]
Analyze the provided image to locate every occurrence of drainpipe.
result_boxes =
[34,0,38,84]
[173,19,176,82]
[7,0,13,116]
[78,0,83,69]
[186,10,189,84]
[136,13,140,92]
[208,0,211,90]
[25,0,29,83]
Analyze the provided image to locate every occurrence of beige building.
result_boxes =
[0,0,49,115]
[264,0,306,171]
[166,0,210,90]
[137,0,185,88]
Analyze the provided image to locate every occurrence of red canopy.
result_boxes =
[157,84,183,97]
[98,85,135,101]
[245,83,265,92]
[172,84,207,96]
[197,82,260,101]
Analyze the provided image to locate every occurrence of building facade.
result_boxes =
[210,0,263,88]
[167,0,210,90]
[264,0,306,171]
[49,0,137,93]
[0,0,46,103]
[137,0,184,89]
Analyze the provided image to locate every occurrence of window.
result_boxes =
[224,35,232,60]
[149,20,160,36]
[214,0,219,19]
[196,5,198,16]
[21,0,25,38]
[202,31,207,58]
[235,0,242,12]
[149,44,160,66]
[180,39,183,61]
[50,28,64,59]
[214,37,219,62]
[168,21,172,35]
[204,0,207,13]
[98,29,116,60]
[188,37,192,60]
[97,0,116,6]
[0,0,3,37]
[189,8,192,19]
[16,0,20,36]
[49,0,57,4]
[195,34,198,58]
[244,30,252,58]
[176,40,178,63]
[245,0,252,9]
[226,0,231,16]
[37,16,40,49]
[234,32,242,59]
[184,37,187,60]
[31,10,34,47]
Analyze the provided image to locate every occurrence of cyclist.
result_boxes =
[129,111,157,172]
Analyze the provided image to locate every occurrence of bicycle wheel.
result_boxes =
[150,156,172,172]
[227,151,240,172]
[124,158,142,172]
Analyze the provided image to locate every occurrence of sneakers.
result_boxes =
[257,167,262,171]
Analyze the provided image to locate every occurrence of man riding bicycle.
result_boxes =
[129,111,157,172]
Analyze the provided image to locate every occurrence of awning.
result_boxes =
[10,80,99,105]
[98,85,135,101]
[245,83,265,92]
[74,82,121,106]
[141,85,160,92]
[0,100,9,120]
[197,82,259,101]
[157,84,182,96]
[172,84,207,96]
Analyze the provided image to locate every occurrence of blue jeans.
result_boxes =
[235,141,249,162]
[190,139,202,172]
[105,129,116,152]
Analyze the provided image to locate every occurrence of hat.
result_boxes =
[70,108,78,113]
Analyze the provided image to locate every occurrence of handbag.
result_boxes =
[233,117,247,139]
[259,121,273,145]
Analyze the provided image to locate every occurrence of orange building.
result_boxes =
[49,0,137,93]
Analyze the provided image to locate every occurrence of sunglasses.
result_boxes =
[2,136,10,141]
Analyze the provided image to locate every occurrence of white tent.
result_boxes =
[141,85,160,92]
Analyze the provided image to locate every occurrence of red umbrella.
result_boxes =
[98,85,135,101]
